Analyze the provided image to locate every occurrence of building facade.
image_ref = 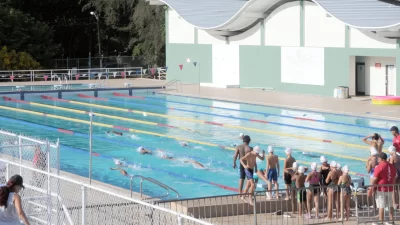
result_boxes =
[154,0,400,96]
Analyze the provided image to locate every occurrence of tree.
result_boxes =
[0,3,60,66]
[0,45,41,70]
[83,0,165,66]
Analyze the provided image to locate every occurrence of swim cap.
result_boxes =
[142,112,147,117]
[268,146,274,153]
[137,146,144,152]
[239,133,244,137]
[337,163,341,170]
[342,165,349,174]
[330,161,337,168]
[254,146,261,154]
[320,156,327,163]
[285,148,292,154]
[311,162,317,171]
[370,148,378,156]
[388,146,397,153]
[298,166,305,173]
[293,162,298,169]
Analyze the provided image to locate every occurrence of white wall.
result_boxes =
[348,56,356,96]
[304,2,345,48]
[198,30,226,45]
[230,23,262,45]
[350,28,396,49]
[168,10,195,44]
[264,2,300,47]
[363,57,396,96]
[212,44,240,86]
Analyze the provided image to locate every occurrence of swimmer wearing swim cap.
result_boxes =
[265,146,279,199]
[283,147,296,200]
[137,146,152,155]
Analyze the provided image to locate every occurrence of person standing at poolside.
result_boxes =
[371,153,396,225]
[338,165,352,221]
[388,146,400,209]
[240,146,265,205]
[363,133,385,153]
[265,146,279,199]
[292,166,308,218]
[283,148,296,200]
[319,156,330,196]
[391,126,400,153]
[233,135,252,195]
[325,161,340,220]
[305,162,321,219]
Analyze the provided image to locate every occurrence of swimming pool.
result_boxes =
[0,90,397,199]
[0,84,89,92]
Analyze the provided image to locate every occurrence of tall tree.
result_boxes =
[0,3,60,66]
[83,0,166,66]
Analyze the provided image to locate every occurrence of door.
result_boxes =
[356,63,366,95]
[386,65,396,96]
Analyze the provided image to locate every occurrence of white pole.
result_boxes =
[46,144,52,225]
[88,112,94,184]
[18,136,22,175]
[81,185,86,225]
[198,62,201,95]
[56,138,60,175]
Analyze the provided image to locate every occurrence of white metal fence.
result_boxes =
[1,159,212,225]
[0,67,145,83]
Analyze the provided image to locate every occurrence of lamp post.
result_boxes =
[88,111,95,184]
[90,11,102,68]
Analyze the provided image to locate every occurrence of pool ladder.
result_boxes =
[163,79,181,92]
[130,175,180,201]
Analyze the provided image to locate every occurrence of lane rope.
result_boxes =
[0,103,368,177]
[69,94,369,150]
[113,92,393,132]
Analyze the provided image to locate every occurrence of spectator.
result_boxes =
[371,153,396,225]
[391,126,400,153]
[0,175,30,225]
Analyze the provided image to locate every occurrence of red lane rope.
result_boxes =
[77,94,108,101]
[112,92,145,99]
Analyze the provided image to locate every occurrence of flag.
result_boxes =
[10,75,14,82]
[179,64,183,70]
[44,75,48,81]
[193,62,198,67]
[75,74,80,80]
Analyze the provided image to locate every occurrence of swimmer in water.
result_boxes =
[106,130,123,136]
[110,167,129,177]
[302,152,319,158]
[113,158,125,166]
[137,146,152,155]
[180,141,193,148]
[363,133,384,153]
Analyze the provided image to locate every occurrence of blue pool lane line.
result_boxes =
[0,116,238,192]
[71,94,392,142]
[111,92,394,130]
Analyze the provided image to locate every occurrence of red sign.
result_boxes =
[375,63,381,69]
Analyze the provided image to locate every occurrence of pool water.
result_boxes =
[0,90,397,199]
[0,84,89,92]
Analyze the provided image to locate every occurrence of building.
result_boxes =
[149,0,400,96]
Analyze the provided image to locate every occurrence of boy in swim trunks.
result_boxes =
[240,145,265,205]
[283,148,296,200]
[266,146,279,199]
[233,135,252,195]
[292,166,307,217]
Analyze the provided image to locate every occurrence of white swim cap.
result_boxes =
[311,162,317,171]
[285,148,292,154]
[330,161,337,168]
[320,156,327,163]
[254,146,261,154]
[293,162,298,169]
[142,112,147,117]
[268,146,274,153]
[342,165,349,174]
[137,146,144,152]
[389,146,397,153]
[337,163,341,170]
[298,166,305,173]
[239,133,244,137]
[370,147,378,156]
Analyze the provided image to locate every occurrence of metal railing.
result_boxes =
[163,79,181,92]
[130,175,180,200]
[0,67,144,83]
[1,159,212,225]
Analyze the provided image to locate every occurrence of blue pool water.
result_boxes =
[0,84,89,92]
[0,90,397,199]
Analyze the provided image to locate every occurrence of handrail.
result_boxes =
[163,79,181,92]
[130,175,180,201]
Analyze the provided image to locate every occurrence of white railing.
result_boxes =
[0,67,144,83]
[1,159,212,225]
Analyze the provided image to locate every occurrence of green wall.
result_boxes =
[166,44,212,83]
